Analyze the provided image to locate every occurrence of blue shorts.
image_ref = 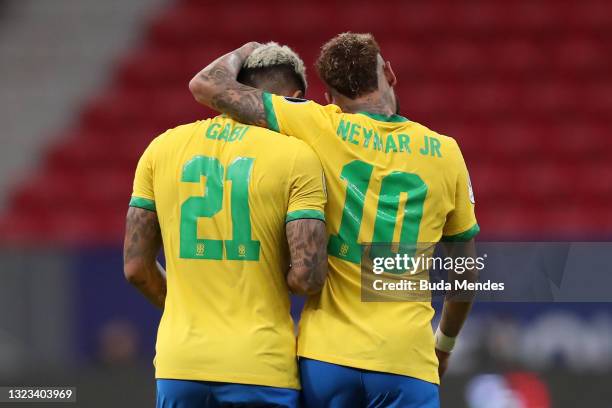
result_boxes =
[299,358,439,408]
[156,379,299,408]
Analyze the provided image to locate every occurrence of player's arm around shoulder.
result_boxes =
[285,143,328,295]
[189,42,268,128]
[188,42,335,143]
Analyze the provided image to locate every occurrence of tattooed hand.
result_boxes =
[236,42,262,58]
[286,219,328,295]
[123,207,167,309]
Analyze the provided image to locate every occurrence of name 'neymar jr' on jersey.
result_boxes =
[189,35,479,408]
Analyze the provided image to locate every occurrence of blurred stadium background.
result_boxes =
[0,0,610,406]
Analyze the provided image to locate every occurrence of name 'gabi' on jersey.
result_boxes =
[336,118,443,157]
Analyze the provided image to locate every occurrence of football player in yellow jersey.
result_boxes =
[123,44,329,408]
[190,34,479,408]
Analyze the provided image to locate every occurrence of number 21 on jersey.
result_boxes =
[179,155,260,261]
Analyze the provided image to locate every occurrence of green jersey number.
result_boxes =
[328,160,428,263]
[179,155,260,261]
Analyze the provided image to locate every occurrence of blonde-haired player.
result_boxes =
[124,43,327,408]
[242,41,307,84]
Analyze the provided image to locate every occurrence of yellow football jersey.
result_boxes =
[129,115,326,389]
[263,93,479,384]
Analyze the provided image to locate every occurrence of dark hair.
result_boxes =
[237,64,306,95]
[316,32,381,99]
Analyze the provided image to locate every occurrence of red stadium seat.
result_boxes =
[492,40,549,79]
[554,39,609,78]
[429,41,491,80]
[116,47,188,90]
[3,0,609,243]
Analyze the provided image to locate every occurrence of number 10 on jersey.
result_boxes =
[328,160,428,264]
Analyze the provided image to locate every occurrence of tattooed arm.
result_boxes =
[285,219,328,295]
[188,42,269,127]
[436,238,478,378]
[123,207,166,309]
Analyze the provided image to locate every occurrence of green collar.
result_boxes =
[357,111,409,123]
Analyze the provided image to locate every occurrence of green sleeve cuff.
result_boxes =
[442,223,480,242]
[129,196,156,212]
[286,209,325,223]
[262,92,280,132]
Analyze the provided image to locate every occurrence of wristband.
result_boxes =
[435,327,456,353]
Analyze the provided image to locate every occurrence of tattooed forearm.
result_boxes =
[124,207,161,263]
[189,43,268,128]
[123,207,166,309]
[211,86,267,127]
[286,219,328,295]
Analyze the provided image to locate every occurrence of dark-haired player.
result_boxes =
[190,33,479,408]
[124,43,327,408]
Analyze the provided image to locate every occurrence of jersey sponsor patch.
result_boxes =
[283,96,309,104]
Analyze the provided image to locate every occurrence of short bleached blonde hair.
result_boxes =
[243,42,307,90]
